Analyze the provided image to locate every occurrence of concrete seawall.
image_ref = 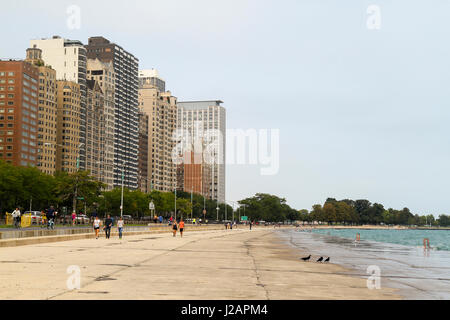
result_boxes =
[0,225,281,248]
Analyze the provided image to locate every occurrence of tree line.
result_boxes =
[1,161,448,225]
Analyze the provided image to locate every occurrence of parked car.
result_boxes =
[24,211,41,224]
[122,215,132,221]
[75,214,89,224]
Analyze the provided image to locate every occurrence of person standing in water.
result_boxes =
[117,216,124,240]
[172,219,178,237]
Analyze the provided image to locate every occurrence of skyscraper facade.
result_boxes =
[29,37,87,170]
[138,72,177,193]
[137,109,149,193]
[0,60,39,167]
[85,37,139,190]
[86,58,115,190]
[55,80,81,173]
[85,79,104,182]
[177,100,226,203]
[25,47,58,175]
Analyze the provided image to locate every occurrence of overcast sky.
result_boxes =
[1,0,449,215]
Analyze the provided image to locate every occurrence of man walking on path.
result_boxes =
[71,211,77,226]
[179,219,185,237]
[159,215,163,224]
[12,208,21,229]
[104,215,113,239]
[249,221,252,230]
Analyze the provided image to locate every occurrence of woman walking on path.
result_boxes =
[93,216,101,239]
[172,219,178,237]
[117,216,124,240]
[179,219,185,237]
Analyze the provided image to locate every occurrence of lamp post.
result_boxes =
[120,161,124,218]
[174,187,177,221]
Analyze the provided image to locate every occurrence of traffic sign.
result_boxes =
[149,201,155,210]
[241,216,248,221]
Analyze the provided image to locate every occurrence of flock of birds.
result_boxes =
[300,255,330,263]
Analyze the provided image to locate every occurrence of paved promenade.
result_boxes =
[0,228,400,299]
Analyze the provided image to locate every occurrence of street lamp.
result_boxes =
[120,160,124,218]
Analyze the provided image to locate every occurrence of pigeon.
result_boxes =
[316,256,323,263]
[300,255,311,261]
[324,257,330,263]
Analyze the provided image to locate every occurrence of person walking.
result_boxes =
[104,214,113,239]
[249,221,252,230]
[12,207,21,229]
[179,219,185,238]
[172,219,178,237]
[71,211,77,226]
[117,216,124,240]
[40,210,47,228]
[159,215,163,224]
[93,216,101,239]
[46,206,55,230]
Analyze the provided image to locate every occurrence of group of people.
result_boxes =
[170,217,185,237]
[224,221,237,230]
[92,215,125,240]
[10,206,57,229]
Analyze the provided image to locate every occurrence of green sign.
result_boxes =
[77,197,84,200]
[241,216,248,221]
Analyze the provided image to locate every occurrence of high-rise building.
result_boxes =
[86,58,115,190]
[85,79,104,182]
[55,80,81,173]
[138,69,165,93]
[138,73,177,193]
[25,47,58,175]
[178,151,212,199]
[0,61,39,167]
[29,37,87,170]
[85,37,139,190]
[177,100,226,202]
[137,109,149,193]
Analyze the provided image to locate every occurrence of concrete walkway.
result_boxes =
[0,228,400,300]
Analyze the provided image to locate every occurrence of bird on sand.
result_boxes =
[324,257,330,263]
[300,255,311,261]
[316,256,323,262]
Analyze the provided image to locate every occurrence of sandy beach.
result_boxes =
[0,227,400,300]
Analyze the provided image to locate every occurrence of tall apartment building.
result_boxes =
[138,69,165,93]
[55,80,81,173]
[85,37,139,190]
[85,79,104,182]
[177,101,226,203]
[138,110,149,193]
[138,72,177,193]
[29,37,87,170]
[24,47,58,175]
[86,58,115,190]
[0,61,39,167]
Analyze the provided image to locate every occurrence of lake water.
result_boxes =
[277,228,450,299]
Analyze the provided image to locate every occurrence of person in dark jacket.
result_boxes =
[104,214,113,239]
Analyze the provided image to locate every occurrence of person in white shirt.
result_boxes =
[117,217,124,240]
[93,217,101,239]
[12,208,21,228]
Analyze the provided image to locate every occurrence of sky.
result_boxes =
[1,0,449,215]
